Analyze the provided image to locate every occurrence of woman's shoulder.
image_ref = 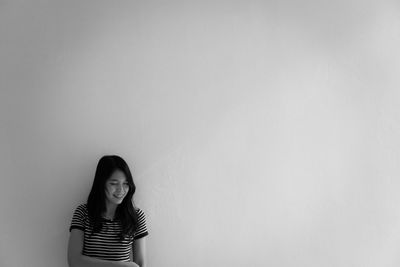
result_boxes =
[134,206,146,217]
[73,203,89,216]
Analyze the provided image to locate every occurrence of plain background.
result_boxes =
[1,1,400,266]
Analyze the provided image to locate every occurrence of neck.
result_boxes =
[104,202,118,219]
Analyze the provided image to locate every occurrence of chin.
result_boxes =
[115,199,125,204]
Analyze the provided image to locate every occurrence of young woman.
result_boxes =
[68,155,148,267]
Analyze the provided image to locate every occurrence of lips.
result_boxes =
[114,195,125,199]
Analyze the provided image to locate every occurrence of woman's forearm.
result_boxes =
[69,255,138,267]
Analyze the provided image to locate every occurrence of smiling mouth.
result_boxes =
[114,195,125,199]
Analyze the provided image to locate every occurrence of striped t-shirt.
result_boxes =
[69,204,149,262]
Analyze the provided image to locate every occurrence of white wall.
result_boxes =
[1,1,400,266]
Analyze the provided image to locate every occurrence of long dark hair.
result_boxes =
[87,155,138,239]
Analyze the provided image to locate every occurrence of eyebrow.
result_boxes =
[108,178,127,182]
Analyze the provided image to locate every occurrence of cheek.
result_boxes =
[105,186,114,194]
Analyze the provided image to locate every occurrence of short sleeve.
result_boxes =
[134,208,149,240]
[69,204,87,232]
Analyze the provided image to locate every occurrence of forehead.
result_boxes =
[107,170,127,182]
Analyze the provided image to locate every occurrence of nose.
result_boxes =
[116,184,124,193]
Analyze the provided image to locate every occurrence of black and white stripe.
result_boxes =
[70,204,148,262]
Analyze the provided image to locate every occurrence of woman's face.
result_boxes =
[104,170,130,206]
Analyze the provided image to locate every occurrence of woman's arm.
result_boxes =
[68,229,138,267]
[132,237,147,267]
